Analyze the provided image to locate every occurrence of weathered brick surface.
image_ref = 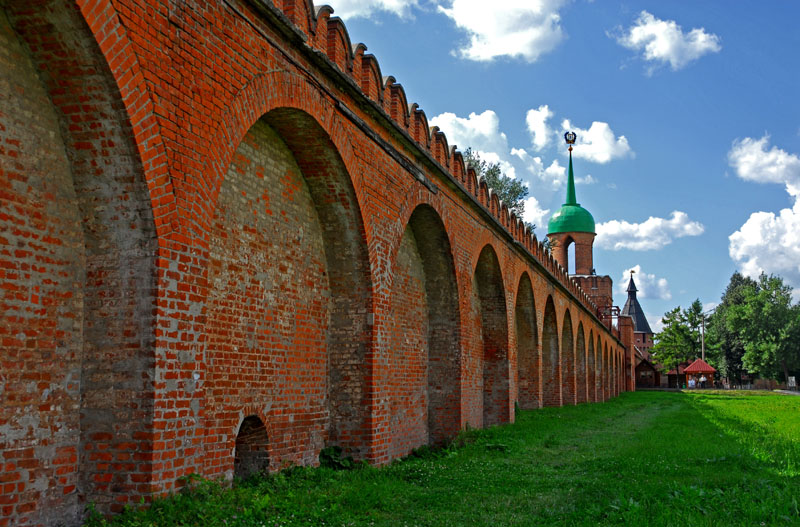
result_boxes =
[0,0,636,524]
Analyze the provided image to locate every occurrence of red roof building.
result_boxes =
[684,358,717,374]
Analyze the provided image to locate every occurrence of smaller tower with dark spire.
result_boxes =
[620,272,654,355]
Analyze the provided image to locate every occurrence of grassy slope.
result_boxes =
[88,391,800,527]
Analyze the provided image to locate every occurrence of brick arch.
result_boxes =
[515,272,540,410]
[596,335,603,401]
[203,105,374,478]
[0,3,159,522]
[202,69,363,236]
[473,244,511,426]
[73,0,175,233]
[386,183,459,295]
[576,322,587,404]
[613,350,618,397]
[603,343,610,401]
[542,295,561,407]
[561,310,576,405]
[587,330,596,402]
[233,415,271,480]
[387,204,461,456]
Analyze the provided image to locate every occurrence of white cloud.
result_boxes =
[511,148,565,190]
[728,135,800,197]
[525,105,553,150]
[430,110,509,160]
[619,265,672,300]
[615,11,721,73]
[728,136,800,295]
[325,0,418,19]
[650,314,665,333]
[596,211,704,251]
[729,204,800,296]
[561,119,632,164]
[437,0,567,62]
[521,196,549,231]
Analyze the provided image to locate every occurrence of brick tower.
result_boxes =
[547,132,613,316]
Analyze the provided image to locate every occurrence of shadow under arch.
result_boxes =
[1,3,158,522]
[234,415,270,480]
[515,272,539,409]
[542,296,561,407]
[204,106,373,473]
[561,310,576,405]
[603,343,610,400]
[596,335,603,401]
[576,323,587,403]
[587,330,596,402]
[389,204,461,455]
[473,245,510,426]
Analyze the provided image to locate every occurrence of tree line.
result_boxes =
[652,272,800,384]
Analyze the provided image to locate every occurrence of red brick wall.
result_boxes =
[541,297,561,407]
[575,324,587,403]
[561,311,576,405]
[515,273,539,409]
[0,0,635,524]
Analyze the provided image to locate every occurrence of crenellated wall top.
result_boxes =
[246,0,599,317]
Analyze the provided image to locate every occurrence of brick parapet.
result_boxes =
[0,0,634,524]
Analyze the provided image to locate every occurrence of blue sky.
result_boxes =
[324,0,800,330]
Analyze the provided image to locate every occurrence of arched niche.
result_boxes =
[0,3,157,521]
[472,245,510,426]
[234,416,270,480]
[515,273,539,409]
[388,204,461,456]
[576,323,587,404]
[204,107,372,476]
[541,296,561,407]
[587,331,596,403]
[561,310,575,405]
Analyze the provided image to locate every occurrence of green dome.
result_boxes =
[547,148,595,234]
[548,204,595,234]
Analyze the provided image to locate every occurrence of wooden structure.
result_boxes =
[684,359,717,388]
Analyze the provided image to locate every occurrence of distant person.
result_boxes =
[700,375,707,389]
[688,378,696,389]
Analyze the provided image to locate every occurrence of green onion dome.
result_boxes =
[547,149,595,234]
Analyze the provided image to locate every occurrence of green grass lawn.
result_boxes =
[88,391,800,526]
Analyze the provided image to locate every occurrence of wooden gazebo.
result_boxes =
[683,358,717,389]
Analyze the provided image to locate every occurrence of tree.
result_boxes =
[726,273,800,381]
[705,272,758,384]
[651,300,704,379]
[463,148,528,219]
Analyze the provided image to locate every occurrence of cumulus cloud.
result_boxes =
[526,105,553,151]
[511,148,565,190]
[521,196,550,231]
[561,119,632,164]
[728,136,800,295]
[437,0,567,62]
[728,135,800,197]
[596,211,704,251]
[326,0,419,19]
[619,265,672,300]
[650,314,665,333]
[614,11,721,73]
[430,110,509,159]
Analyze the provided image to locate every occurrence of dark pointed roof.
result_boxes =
[621,274,653,334]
